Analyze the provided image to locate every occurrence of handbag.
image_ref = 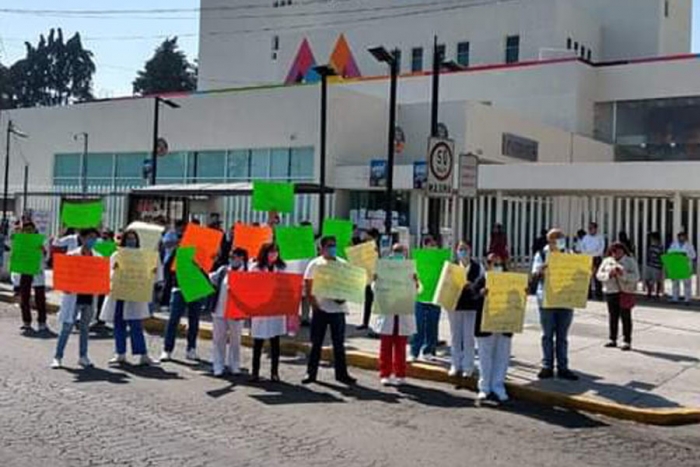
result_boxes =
[615,276,636,309]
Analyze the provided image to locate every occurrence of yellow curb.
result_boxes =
[143,316,700,426]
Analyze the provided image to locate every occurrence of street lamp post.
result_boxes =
[73,132,89,196]
[369,46,400,236]
[313,65,337,231]
[2,120,28,226]
[150,96,180,185]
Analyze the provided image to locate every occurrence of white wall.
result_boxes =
[659,0,693,56]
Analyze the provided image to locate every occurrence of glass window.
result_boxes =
[116,153,146,179]
[290,147,314,180]
[193,150,226,182]
[587,49,592,61]
[567,37,572,50]
[85,153,114,185]
[250,148,270,179]
[505,35,520,64]
[227,150,250,180]
[457,42,470,67]
[270,148,290,180]
[156,151,187,183]
[436,44,446,63]
[411,47,423,73]
[394,49,402,73]
[54,153,80,179]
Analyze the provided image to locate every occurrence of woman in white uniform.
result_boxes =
[250,242,287,382]
[209,247,248,377]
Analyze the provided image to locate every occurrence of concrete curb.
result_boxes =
[141,315,700,426]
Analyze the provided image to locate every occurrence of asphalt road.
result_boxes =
[0,304,698,467]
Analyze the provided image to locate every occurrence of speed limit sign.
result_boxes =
[426,137,455,197]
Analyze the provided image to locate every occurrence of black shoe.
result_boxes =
[300,320,311,327]
[270,373,281,382]
[301,375,316,385]
[356,325,369,331]
[621,343,632,351]
[557,369,579,381]
[537,368,554,379]
[249,374,260,383]
[336,375,357,385]
[20,324,32,333]
[604,341,617,348]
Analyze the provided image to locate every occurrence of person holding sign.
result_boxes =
[209,247,248,377]
[372,244,420,386]
[668,232,696,304]
[531,229,579,381]
[13,222,49,334]
[101,230,157,366]
[596,242,640,351]
[302,236,357,385]
[51,228,101,369]
[448,241,484,378]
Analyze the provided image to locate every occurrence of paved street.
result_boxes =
[0,305,699,467]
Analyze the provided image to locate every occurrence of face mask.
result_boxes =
[390,253,405,260]
[556,239,567,251]
[230,259,243,269]
[326,246,337,258]
[493,265,504,273]
[457,250,470,260]
[125,239,138,248]
[85,238,97,249]
[267,252,279,264]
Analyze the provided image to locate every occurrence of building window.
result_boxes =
[54,153,81,185]
[456,41,470,67]
[567,37,572,50]
[250,149,270,178]
[587,49,592,61]
[505,35,520,64]
[580,46,586,58]
[411,47,423,72]
[435,43,446,63]
[574,41,579,52]
[190,150,226,183]
[227,150,250,180]
[290,147,314,180]
[270,148,291,180]
[665,0,670,17]
[394,49,402,72]
[115,153,146,187]
[156,152,187,184]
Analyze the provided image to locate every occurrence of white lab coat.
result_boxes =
[250,264,287,339]
[57,248,102,325]
[209,264,244,373]
[100,250,159,322]
[370,270,421,336]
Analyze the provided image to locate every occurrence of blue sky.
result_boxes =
[0,0,699,97]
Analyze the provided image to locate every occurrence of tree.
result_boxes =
[0,61,13,109]
[133,37,197,95]
[10,28,95,107]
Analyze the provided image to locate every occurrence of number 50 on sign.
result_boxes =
[426,137,454,198]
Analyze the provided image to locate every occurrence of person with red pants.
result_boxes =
[372,244,420,386]
[15,221,49,334]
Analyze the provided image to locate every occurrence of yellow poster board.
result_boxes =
[111,248,159,303]
[311,260,367,304]
[345,241,378,284]
[126,221,165,251]
[373,259,417,315]
[543,253,592,309]
[432,262,467,311]
[482,272,529,333]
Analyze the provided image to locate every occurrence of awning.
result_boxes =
[130,182,333,197]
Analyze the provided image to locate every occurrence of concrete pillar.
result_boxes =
[673,191,683,237]
[495,190,504,224]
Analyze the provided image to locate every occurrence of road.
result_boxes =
[0,304,698,467]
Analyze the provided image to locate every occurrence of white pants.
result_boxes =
[447,310,476,374]
[672,279,692,302]
[476,334,512,397]
[212,317,242,374]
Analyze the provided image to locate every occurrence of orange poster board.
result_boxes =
[53,254,110,295]
[233,224,273,259]
[177,223,224,272]
[225,271,303,319]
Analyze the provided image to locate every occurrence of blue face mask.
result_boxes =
[327,246,337,258]
[230,258,243,269]
[85,238,97,249]
[125,239,138,248]
[457,249,470,260]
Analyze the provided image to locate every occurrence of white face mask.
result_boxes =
[493,266,504,273]
[556,238,567,251]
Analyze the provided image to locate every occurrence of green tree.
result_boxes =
[10,28,95,107]
[133,37,197,95]
[0,61,13,109]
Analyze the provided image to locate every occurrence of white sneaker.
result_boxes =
[185,349,198,361]
[159,351,172,362]
[462,370,473,379]
[108,354,126,365]
[476,391,489,406]
[138,355,156,366]
[78,357,93,368]
[50,358,62,369]
[380,377,392,386]
[395,377,406,385]
[407,355,417,363]
[448,366,460,377]
[213,367,224,377]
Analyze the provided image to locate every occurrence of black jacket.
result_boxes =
[455,258,486,312]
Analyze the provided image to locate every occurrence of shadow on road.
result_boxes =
[64,366,130,385]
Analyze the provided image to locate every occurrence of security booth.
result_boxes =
[126,182,334,228]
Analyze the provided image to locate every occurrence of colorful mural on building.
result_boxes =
[285,34,362,84]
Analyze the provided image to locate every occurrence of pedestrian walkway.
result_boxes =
[3,280,698,414]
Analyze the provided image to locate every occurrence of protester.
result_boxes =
[93,229,116,329]
[357,229,380,332]
[475,254,513,405]
[250,243,287,382]
[531,228,579,380]
[51,228,101,369]
[52,227,80,251]
[160,220,185,306]
[618,231,635,257]
[668,231,696,304]
[209,247,247,377]
[14,221,49,334]
[579,222,606,300]
[596,242,640,351]
[410,235,442,362]
[488,223,509,262]
[532,229,548,258]
[302,236,356,385]
[372,244,419,386]
[644,232,665,299]
[448,241,483,378]
[100,230,157,366]
[572,229,586,254]
[160,243,204,362]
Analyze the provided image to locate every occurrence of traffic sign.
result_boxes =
[458,153,479,197]
[426,137,454,198]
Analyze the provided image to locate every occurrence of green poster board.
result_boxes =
[412,248,452,302]
[252,181,295,214]
[176,247,215,303]
[275,225,316,261]
[10,233,45,275]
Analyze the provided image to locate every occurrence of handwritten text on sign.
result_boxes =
[482,272,528,333]
[543,253,592,309]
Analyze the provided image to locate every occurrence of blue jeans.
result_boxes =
[539,307,574,371]
[114,301,147,355]
[55,304,93,360]
[163,290,201,353]
[411,302,441,358]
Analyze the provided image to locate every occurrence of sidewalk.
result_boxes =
[3,281,699,424]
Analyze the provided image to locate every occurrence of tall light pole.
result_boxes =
[73,132,89,196]
[313,65,337,231]
[369,46,400,236]
[2,120,28,226]
[150,96,180,185]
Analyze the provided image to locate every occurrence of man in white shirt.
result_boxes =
[668,232,697,304]
[579,222,606,300]
[302,236,357,385]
